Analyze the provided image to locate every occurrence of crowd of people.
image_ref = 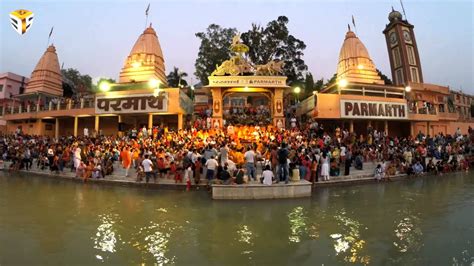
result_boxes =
[1,120,472,187]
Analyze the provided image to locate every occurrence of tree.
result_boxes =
[326,73,337,86]
[314,78,324,92]
[194,24,237,85]
[376,69,393,85]
[302,72,315,98]
[61,68,93,93]
[167,67,188,88]
[241,16,308,85]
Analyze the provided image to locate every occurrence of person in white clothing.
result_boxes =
[262,165,274,185]
[73,146,81,170]
[83,127,89,137]
[142,154,154,183]
[205,155,219,184]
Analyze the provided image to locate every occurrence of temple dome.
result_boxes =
[119,24,167,85]
[388,8,403,22]
[336,30,384,85]
[25,45,63,96]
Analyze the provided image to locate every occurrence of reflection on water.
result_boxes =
[133,221,180,265]
[393,209,423,253]
[288,206,307,243]
[1,172,473,265]
[393,215,422,253]
[331,210,370,264]
[92,213,121,259]
[236,224,254,256]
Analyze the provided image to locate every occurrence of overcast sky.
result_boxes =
[1,0,473,93]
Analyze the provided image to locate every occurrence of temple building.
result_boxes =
[3,25,192,137]
[298,8,472,136]
[0,8,472,137]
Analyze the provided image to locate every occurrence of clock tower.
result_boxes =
[383,8,423,86]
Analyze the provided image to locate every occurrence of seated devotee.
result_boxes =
[413,161,424,175]
[354,154,364,170]
[92,163,103,179]
[75,161,86,179]
[233,165,245,185]
[374,164,384,181]
[217,165,232,185]
[261,165,274,185]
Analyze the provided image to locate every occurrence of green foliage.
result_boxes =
[376,69,393,85]
[326,73,337,86]
[167,67,188,88]
[61,68,93,94]
[314,78,324,92]
[194,16,307,85]
[194,24,237,85]
[241,16,308,85]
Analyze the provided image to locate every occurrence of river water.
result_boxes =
[0,171,473,265]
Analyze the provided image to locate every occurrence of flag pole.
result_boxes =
[352,15,357,35]
[47,26,54,47]
[400,0,407,20]
[145,3,150,28]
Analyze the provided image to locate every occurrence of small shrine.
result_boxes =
[205,34,290,128]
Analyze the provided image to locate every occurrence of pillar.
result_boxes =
[148,113,153,129]
[94,115,100,133]
[349,120,354,133]
[210,87,223,128]
[384,120,389,135]
[36,119,43,136]
[55,118,60,139]
[73,116,78,137]
[118,115,123,137]
[178,114,183,130]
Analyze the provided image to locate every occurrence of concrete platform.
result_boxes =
[212,180,312,200]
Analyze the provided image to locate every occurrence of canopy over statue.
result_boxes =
[211,33,285,77]
[206,34,289,129]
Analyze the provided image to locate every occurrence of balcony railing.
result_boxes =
[3,98,95,115]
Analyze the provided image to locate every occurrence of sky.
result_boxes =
[0,0,473,93]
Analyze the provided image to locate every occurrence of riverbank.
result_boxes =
[1,160,417,190]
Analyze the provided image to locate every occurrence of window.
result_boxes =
[410,67,419,83]
[395,69,404,84]
[0,84,3,92]
[392,48,402,68]
[438,104,445,113]
[407,46,416,65]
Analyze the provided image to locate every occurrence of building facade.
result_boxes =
[3,25,193,137]
[300,8,472,136]
[0,72,29,131]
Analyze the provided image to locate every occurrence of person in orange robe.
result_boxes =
[120,147,132,177]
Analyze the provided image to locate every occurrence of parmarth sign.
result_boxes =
[340,99,408,120]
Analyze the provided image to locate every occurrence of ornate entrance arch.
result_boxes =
[207,76,288,128]
[204,33,290,129]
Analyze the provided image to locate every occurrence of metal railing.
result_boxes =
[3,98,95,115]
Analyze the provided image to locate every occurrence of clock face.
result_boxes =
[403,30,412,42]
[389,32,397,45]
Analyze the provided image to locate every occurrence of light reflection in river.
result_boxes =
[288,206,307,243]
[132,221,181,265]
[331,210,370,264]
[92,213,121,260]
[236,224,254,256]
[393,212,423,253]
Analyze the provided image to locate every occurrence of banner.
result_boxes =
[340,99,408,120]
[208,76,287,88]
[95,93,168,114]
